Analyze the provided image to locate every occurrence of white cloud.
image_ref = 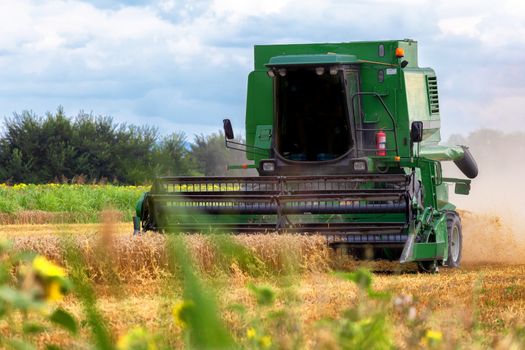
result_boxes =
[210,0,288,18]
[0,0,524,137]
[158,0,176,12]
[438,16,483,38]
[435,1,525,47]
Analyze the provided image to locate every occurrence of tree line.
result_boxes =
[0,107,251,184]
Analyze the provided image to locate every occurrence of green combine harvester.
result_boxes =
[135,39,478,272]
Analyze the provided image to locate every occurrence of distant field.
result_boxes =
[0,184,148,223]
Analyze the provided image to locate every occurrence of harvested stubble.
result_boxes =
[12,233,331,283]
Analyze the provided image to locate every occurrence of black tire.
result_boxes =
[417,260,439,273]
[444,211,462,268]
[141,198,156,232]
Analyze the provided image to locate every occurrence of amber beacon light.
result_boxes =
[395,47,405,57]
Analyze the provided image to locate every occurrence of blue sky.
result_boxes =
[0,0,524,140]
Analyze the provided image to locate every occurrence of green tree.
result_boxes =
[0,107,160,184]
[152,132,194,176]
[190,131,251,176]
[0,107,256,184]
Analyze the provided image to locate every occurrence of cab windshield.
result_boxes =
[276,67,352,161]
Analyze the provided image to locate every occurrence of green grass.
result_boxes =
[0,184,148,222]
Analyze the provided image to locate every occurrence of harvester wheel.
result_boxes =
[140,198,156,232]
[417,260,439,273]
[444,212,462,268]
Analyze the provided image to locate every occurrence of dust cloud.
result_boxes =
[443,129,525,264]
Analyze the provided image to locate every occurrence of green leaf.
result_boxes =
[0,286,34,310]
[367,290,391,300]
[226,303,246,315]
[7,338,37,350]
[248,284,275,306]
[23,322,47,334]
[49,308,78,335]
[340,268,373,290]
[0,300,7,317]
[16,251,36,262]
[45,345,62,350]
[0,265,9,284]
[268,309,287,320]
[0,238,12,254]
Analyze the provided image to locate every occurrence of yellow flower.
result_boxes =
[425,330,442,341]
[420,329,443,347]
[246,327,257,339]
[13,183,28,190]
[32,256,66,278]
[258,335,272,349]
[45,280,63,302]
[172,300,194,329]
[117,327,157,350]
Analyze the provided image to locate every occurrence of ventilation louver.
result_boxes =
[426,76,440,114]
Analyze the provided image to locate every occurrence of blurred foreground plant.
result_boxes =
[117,326,159,350]
[6,229,525,350]
[0,239,77,349]
[166,235,236,349]
[330,268,394,350]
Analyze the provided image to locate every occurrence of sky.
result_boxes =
[0,0,524,140]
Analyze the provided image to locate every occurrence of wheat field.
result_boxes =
[2,210,524,348]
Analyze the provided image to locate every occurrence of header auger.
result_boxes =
[135,39,478,272]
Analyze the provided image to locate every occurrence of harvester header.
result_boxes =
[136,39,478,272]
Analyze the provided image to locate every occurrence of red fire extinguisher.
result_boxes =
[376,130,386,156]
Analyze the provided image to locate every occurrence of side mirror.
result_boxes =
[410,121,423,143]
[223,119,234,140]
[455,182,471,195]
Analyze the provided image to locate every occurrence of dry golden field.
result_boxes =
[2,210,525,349]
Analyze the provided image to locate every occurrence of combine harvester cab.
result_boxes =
[135,39,478,272]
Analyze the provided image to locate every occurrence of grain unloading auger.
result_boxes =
[135,40,478,272]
